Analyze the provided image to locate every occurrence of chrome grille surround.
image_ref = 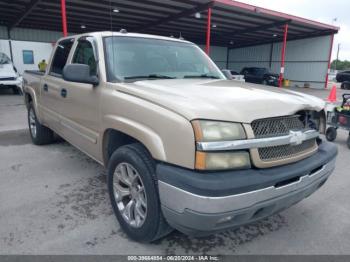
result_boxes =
[249,115,318,168]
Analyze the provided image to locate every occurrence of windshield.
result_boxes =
[0,53,11,65]
[104,36,225,82]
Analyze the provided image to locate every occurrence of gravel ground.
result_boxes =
[0,87,349,255]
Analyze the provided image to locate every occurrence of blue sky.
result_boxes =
[238,0,349,61]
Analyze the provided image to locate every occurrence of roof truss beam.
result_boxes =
[9,0,42,29]
[135,1,214,31]
[227,19,291,37]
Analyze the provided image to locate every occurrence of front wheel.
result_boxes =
[326,127,337,142]
[107,143,172,242]
[28,103,54,145]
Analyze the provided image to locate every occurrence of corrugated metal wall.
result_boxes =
[228,35,332,88]
[0,26,63,42]
[0,26,8,39]
[0,25,332,88]
[199,45,228,69]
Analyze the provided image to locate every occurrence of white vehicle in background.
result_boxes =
[0,52,23,94]
[221,69,245,82]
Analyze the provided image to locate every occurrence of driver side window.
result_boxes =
[72,39,97,76]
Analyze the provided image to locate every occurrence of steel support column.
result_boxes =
[278,24,288,87]
[324,34,335,88]
[7,27,13,62]
[205,7,212,55]
[61,0,68,36]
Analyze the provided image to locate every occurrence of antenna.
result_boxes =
[109,0,115,78]
[109,0,113,32]
[179,32,184,40]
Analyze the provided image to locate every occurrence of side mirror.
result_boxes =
[62,64,99,86]
[221,69,233,80]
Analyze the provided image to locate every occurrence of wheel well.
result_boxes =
[24,93,33,108]
[103,129,140,165]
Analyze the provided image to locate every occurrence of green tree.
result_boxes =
[331,59,350,70]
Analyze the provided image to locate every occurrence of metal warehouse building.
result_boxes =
[0,0,339,88]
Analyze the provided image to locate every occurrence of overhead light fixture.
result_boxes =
[229,40,234,45]
[194,12,201,19]
[273,34,278,37]
[80,25,86,29]
[113,8,120,13]
[212,24,217,28]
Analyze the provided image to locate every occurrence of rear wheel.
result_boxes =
[342,82,350,90]
[107,143,172,242]
[326,127,337,142]
[28,103,54,145]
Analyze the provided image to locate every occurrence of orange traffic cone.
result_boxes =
[327,84,337,103]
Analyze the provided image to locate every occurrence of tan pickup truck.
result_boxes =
[23,31,338,242]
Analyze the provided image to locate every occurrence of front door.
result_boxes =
[58,37,101,160]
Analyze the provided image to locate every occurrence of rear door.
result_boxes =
[40,38,74,131]
[58,36,101,159]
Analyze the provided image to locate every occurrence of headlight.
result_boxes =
[192,120,250,170]
[192,120,246,142]
[195,151,251,170]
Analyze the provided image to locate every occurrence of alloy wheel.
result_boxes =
[113,162,147,228]
[29,108,37,138]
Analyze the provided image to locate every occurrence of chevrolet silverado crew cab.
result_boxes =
[23,31,338,242]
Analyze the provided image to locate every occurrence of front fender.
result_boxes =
[102,115,166,162]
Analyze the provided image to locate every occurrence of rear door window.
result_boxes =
[50,38,74,77]
[72,38,97,75]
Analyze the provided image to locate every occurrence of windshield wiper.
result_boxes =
[124,74,175,80]
[184,74,220,79]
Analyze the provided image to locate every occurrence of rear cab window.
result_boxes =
[49,38,74,77]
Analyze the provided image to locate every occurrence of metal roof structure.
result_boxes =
[0,0,339,48]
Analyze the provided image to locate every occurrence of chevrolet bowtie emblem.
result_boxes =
[289,130,305,145]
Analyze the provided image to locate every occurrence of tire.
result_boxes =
[347,135,350,149]
[27,103,54,145]
[107,143,172,242]
[325,127,337,142]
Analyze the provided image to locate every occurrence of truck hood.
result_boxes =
[118,79,325,123]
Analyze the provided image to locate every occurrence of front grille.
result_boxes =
[251,115,305,138]
[258,139,316,161]
[0,77,15,81]
[250,115,317,165]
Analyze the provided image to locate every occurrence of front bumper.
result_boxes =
[157,141,337,236]
[0,78,22,88]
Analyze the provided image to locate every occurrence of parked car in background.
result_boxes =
[230,70,245,82]
[241,67,279,86]
[336,70,350,83]
[0,52,22,94]
[221,69,245,82]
